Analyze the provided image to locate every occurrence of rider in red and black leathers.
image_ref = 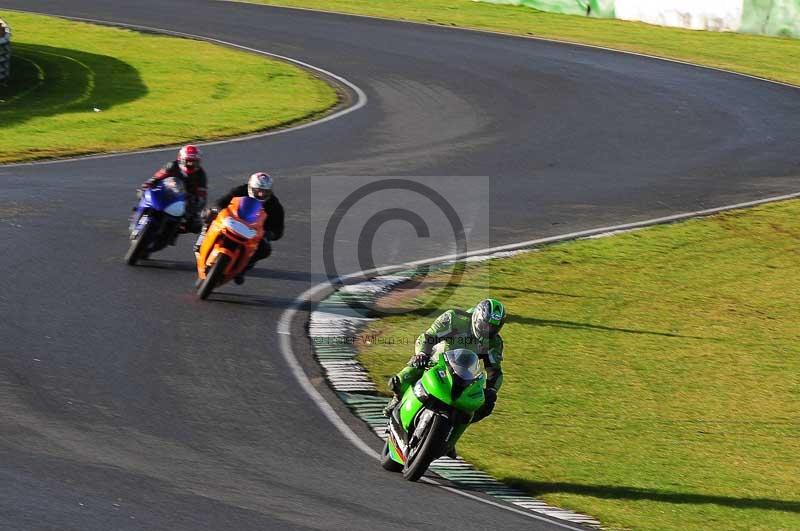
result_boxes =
[141,145,207,233]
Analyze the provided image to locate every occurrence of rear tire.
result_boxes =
[380,439,403,472]
[197,254,230,300]
[125,221,153,266]
[402,414,449,482]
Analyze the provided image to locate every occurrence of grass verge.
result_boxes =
[359,200,800,531]
[243,0,800,86]
[0,10,338,163]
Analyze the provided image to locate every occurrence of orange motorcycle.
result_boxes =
[195,196,265,300]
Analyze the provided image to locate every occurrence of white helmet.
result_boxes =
[248,172,273,202]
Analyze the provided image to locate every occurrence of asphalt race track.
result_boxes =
[1,1,798,529]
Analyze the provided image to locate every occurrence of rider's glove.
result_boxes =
[484,387,498,405]
[409,352,430,369]
[201,207,219,223]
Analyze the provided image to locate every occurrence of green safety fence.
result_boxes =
[498,0,614,18]
[740,0,800,38]
[479,0,799,38]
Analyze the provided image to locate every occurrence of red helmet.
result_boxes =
[178,145,201,174]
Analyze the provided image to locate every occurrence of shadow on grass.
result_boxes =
[373,306,711,339]
[507,315,714,340]
[0,43,147,126]
[392,279,593,299]
[506,479,800,513]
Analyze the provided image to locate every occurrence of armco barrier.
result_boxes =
[0,19,10,82]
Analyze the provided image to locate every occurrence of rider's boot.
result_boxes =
[193,227,207,257]
[382,375,403,417]
[445,423,469,459]
[235,257,257,285]
[169,227,181,246]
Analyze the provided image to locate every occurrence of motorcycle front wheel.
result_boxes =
[197,254,230,300]
[402,413,450,482]
[125,220,153,266]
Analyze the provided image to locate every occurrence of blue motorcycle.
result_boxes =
[125,176,187,265]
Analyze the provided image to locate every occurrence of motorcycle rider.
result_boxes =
[140,145,207,233]
[383,299,507,435]
[194,172,284,284]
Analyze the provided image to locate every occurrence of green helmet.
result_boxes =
[471,298,506,339]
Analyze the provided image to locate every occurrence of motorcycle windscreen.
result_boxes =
[142,188,162,210]
[444,349,482,382]
[146,178,185,211]
[161,176,186,195]
[237,196,263,223]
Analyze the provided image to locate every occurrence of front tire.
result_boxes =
[196,254,230,300]
[402,414,449,482]
[381,439,403,472]
[125,221,153,266]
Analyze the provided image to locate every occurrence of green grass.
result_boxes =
[0,11,338,163]
[243,0,800,86]
[359,200,800,531]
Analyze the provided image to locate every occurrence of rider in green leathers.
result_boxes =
[383,299,507,429]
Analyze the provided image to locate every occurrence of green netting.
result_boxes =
[479,0,800,38]
[741,0,800,38]
[481,0,615,18]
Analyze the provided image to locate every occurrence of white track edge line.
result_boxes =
[0,11,367,168]
[226,0,800,90]
[278,191,799,527]
[278,329,380,459]
[422,478,589,531]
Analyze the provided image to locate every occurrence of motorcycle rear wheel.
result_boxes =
[197,254,230,300]
[402,414,449,482]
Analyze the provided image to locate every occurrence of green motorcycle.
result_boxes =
[381,348,486,481]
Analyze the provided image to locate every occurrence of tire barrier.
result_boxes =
[0,19,10,82]
[479,0,800,39]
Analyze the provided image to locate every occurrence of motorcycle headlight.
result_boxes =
[222,217,257,239]
[164,201,186,217]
